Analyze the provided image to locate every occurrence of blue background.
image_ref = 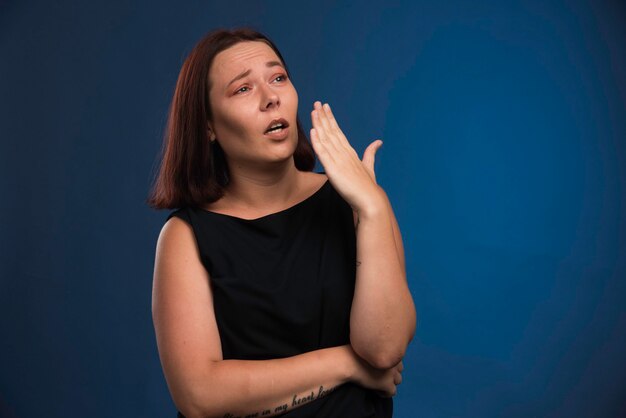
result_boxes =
[1,0,625,417]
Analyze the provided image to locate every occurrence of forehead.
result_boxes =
[211,41,281,81]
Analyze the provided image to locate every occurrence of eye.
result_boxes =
[274,74,288,83]
[234,86,250,95]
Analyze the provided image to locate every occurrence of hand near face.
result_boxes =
[310,101,385,214]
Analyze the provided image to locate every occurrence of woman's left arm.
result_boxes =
[356,191,406,275]
[351,187,416,369]
[310,101,416,370]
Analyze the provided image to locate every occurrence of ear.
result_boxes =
[207,122,216,142]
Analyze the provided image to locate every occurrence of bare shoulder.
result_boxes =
[160,214,191,237]
[152,215,224,410]
[156,216,198,260]
[153,216,210,308]
[153,214,214,302]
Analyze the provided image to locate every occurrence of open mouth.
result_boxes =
[264,118,290,134]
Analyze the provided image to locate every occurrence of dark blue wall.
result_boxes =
[1,0,624,417]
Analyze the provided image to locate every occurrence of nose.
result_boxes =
[260,84,280,110]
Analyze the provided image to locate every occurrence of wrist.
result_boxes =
[337,345,358,383]
[356,188,388,221]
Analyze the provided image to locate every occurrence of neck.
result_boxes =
[224,158,303,209]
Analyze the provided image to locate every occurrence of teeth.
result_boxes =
[267,122,285,133]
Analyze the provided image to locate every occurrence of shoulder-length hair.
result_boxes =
[147,28,315,210]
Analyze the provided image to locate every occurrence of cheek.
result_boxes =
[223,115,249,136]
[209,93,247,136]
[289,86,298,109]
[215,107,252,139]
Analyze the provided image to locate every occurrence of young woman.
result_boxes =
[148,28,416,418]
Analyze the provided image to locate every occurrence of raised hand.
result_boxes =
[309,101,385,214]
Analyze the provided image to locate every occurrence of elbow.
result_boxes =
[171,378,221,418]
[176,396,220,418]
[172,397,201,418]
[172,390,208,418]
[187,386,238,418]
[351,337,406,369]
[176,406,203,418]
[369,350,405,370]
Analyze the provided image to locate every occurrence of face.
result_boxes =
[207,41,299,168]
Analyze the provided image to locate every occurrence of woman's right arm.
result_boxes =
[152,217,402,418]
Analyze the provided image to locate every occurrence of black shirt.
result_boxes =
[167,178,392,417]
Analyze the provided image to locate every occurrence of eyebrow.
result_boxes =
[226,60,285,88]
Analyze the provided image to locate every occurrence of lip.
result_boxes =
[264,117,290,140]
[264,117,289,132]
[264,124,290,140]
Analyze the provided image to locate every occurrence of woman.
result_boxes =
[148,28,416,418]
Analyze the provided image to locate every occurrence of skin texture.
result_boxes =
[204,41,309,216]
[207,41,299,166]
[152,41,413,418]
[310,101,416,368]
[310,102,382,212]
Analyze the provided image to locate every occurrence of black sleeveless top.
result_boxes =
[166,178,393,417]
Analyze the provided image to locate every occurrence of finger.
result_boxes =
[315,101,333,132]
[394,372,403,385]
[311,108,340,153]
[315,102,351,153]
[362,139,383,168]
[321,103,349,144]
[310,105,323,133]
[314,102,361,161]
[310,102,324,133]
[321,102,341,132]
[321,103,354,151]
[362,139,383,180]
[312,102,333,138]
[310,128,336,164]
[398,361,404,372]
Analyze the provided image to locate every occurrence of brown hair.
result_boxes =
[146,28,315,210]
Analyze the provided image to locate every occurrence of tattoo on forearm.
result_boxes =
[222,385,338,418]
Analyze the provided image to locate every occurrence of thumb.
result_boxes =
[362,139,383,181]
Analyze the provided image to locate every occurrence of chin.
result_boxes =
[269,140,298,162]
